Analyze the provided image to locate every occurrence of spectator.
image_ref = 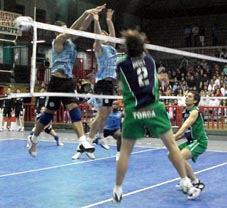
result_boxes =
[199,90,209,106]
[191,24,199,47]
[212,64,221,75]
[187,75,196,89]
[199,25,205,46]
[223,65,227,76]
[220,83,227,96]
[184,25,192,47]
[157,61,166,73]
[219,49,227,59]
[220,99,227,119]
[211,24,218,46]
[208,79,215,93]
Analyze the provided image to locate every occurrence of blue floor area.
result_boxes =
[0,139,227,208]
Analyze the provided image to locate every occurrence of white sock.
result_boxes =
[98,132,104,138]
[192,178,199,184]
[78,135,86,143]
[114,185,122,191]
[32,135,38,143]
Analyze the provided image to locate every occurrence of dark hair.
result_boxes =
[121,29,146,57]
[190,90,201,106]
[54,20,66,27]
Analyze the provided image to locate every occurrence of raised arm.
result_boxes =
[106,9,116,47]
[54,4,106,52]
[73,3,106,32]
[93,12,103,56]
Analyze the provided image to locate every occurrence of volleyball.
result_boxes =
[14,16,33,31]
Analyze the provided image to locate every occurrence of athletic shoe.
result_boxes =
[27,135,38,157]
[0,128,3,132]
[56,140,64,146]
[21,127,24,132]
[176,179,205,192]
[116,152,120,161]
[72,152,82,160]
[17,127,22,132]
[86,152,95,160]
[99,138,110,150]
[112,186,123,203]
[92,137,100,145]
[93,137,110,150]
[187,186,201,200]
[179,177,193,193]
[80,141,95,153]
[72,143,84,160]
[26,135,32,148]
[193,181,205,191]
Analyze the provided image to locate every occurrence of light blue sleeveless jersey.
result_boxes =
[104,111,122,130]
[95,45,117,81]
[51,39,76,78]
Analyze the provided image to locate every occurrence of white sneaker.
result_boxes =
[27,135,38,157]
[0,128,3,132]
[99,138,110,150]
[86,152,95,160]
[179,177,192,193]
[116,152,120,161]
[187,186,201,199]
[112,185,123,203]
[72,152,82,160]
[17,127,22,132]
[56,140,64,146]
[80,141,95,153]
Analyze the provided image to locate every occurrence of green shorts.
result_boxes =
[122,101,171,140]
[178,140,208,162]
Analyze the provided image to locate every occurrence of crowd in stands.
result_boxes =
[157,58,227,108]
[2,56,227,127]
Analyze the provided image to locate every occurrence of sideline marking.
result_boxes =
[0,148,161,178]
[81,162,227,208]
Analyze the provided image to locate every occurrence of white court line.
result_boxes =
[0,148,161,178]
[81,162,227,208]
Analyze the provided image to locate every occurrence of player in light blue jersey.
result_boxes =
[81,8,117,160]
[27,4,106,159]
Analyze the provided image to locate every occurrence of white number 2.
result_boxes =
[137,67,149,87]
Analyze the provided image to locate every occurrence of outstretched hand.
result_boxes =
[95,3,106,12]
[86,3,106,15]
[106,9,114,21]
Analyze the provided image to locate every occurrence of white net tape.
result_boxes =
[3,16,227,100]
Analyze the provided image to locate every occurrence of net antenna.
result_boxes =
[30,0,38,94]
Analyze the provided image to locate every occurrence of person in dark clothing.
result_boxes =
[35,87,46,114]
[14,88,24,131]
[1,88,14,131]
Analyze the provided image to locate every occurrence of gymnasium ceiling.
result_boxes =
[82,0,227,19]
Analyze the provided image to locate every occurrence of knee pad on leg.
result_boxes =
[39,112,54,126]
[69,107,81,123]
[44,126,52,134]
